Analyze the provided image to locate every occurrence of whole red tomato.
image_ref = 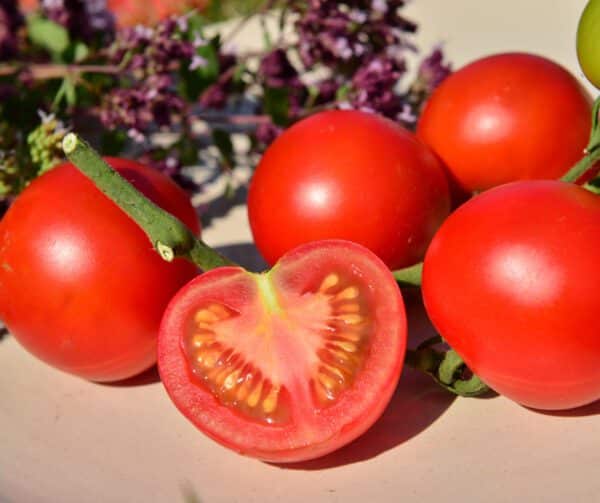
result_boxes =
[158,240,406,462]
[422,181,600,410]
[417,53,592,193]
[0,158,200,382]
[248,110,451,270]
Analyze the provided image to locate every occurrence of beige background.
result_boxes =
[2,1,599,502]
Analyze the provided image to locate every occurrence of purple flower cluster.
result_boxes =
[41,0,115,44]
[100,75,184,143]
[416,47,452,95]
[350,55,405,116]
[199,52,238,109]
[101,15,207,142]
[0,0,24,60]
[294,0,416,69]
[109,17,204,75]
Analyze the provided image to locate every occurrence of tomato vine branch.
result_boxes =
[62,133,234,271]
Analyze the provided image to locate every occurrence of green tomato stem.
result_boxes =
[562,95,600,183]
[62,133,234,271]
[392,262,423,287]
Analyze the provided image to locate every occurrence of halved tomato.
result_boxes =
[158,240,406,462]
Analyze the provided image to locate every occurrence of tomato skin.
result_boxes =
[158,240,406,462]
[0,158,200,382]
[577,0,600,89]
[417,53,592,193]
[248,110,451,270]
[422,181,600,410]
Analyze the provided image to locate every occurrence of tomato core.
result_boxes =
[182,269,372,426]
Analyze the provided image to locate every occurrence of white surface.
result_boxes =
[2,1,599,502]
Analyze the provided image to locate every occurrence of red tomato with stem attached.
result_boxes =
[417,53,592,193]
[422,181,600,410]
[248,110,451,270]
[0,158,200,382]
[158,240,406,462]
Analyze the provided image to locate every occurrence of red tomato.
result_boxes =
[422,181,600,410]
[158,240,406,462]
[417,53,592,193]
[0,158,200,382]
[247,110,451,270]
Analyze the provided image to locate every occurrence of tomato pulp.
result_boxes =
[417,53,591,193]
[422,181,600,410]
[158,240,406,462]
[248,110,451,270]
[0,158,200,382]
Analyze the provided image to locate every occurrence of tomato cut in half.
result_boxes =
[158,240,406,462]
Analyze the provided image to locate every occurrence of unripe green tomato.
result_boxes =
[577,0,600,88]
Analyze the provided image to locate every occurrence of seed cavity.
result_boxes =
[184,302,289,425]
[311,272,372,407]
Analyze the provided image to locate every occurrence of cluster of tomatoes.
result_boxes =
[2,2,600,464]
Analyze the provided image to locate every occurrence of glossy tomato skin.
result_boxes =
[417,53,592,193]
[248,110,451,270]
[0,158,200,382]
[577,0,600,88]
[422,181,600,410]
[158,240,406,462]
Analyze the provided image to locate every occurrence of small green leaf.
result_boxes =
[263,87,290,126]
[212,129,234,169]
[179,36,221,101]
[335,84,351,101]
[73,41,90,63]
[26,14,70,57]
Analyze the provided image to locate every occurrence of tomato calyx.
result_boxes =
[405,336,490,397]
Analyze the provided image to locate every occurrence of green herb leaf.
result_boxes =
[212,129,235,170]
[263,87,290,126]
[26,14,70,58]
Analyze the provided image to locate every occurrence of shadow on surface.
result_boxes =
[0,324,8,341]
[199,182,249,230]
[276,290,459,470]
[215,242,268,273]
[100,365,161,387]
[528,399,600,418]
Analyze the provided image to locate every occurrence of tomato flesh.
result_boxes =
[422,181,600,410]
[158,240,406,462]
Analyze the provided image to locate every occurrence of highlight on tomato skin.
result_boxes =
[0,157,200,382]
[417,52,592,193]
[248,109,451,271]
[158,240,407,463]
[421,180,600,410]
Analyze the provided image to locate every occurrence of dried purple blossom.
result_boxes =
[199,52,238,109]
[0,0,24,60]
[110,16,202,75]
[293,0,416,70]
[416,47,452,94]
[255,120,283,147]
[350,55,405,118]
[41,0,115,44]
[100,74,184,142]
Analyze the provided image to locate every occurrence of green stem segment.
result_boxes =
[393,262,423,287]
[62,133,234,271]
[562,96,600,183]
[404,336,490,397]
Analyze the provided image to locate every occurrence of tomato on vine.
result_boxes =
[417,53,592,193]
[0,158,200,382]
[248,110,451,270]
[422,180,600,410]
